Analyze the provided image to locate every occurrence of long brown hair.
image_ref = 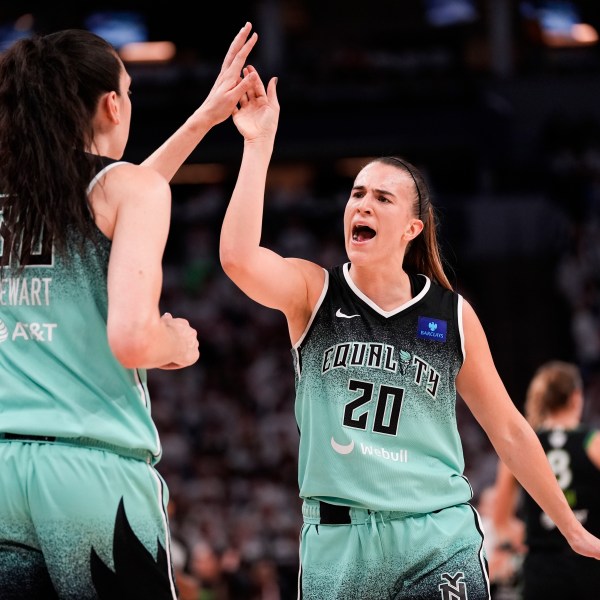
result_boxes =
[0,29,122,273]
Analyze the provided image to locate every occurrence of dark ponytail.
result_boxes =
[0,29,121,271]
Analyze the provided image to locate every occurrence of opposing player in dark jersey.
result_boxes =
[219,67,600,599]
[0,24,259,599]
[493,360,600,599]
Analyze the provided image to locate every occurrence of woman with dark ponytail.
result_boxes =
[0,24,259,599]
[219,66,600,599]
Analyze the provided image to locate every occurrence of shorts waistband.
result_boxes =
[302,499,413,525]
[0,432,155,463]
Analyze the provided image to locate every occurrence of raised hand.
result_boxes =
[192,22,259,128]
[232,65,279,143]
[142,23,261,180]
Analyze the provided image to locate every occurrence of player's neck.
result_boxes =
[349,266,412,310]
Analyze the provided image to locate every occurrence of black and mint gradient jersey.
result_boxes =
[292,262,472,513]
[522,425,600,551]
[0,155,161,462]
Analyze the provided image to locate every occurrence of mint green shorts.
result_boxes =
[0,439,177,599]
[300,499,491,599]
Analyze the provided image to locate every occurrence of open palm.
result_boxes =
[233,65,279,142]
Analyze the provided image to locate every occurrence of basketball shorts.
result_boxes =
[0,438,177,600]
[300,499,491,600]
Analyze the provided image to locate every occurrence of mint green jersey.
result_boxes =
[0,161,161,462]
[292,263,472,513]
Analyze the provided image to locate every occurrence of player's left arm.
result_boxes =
[457,298,600,559]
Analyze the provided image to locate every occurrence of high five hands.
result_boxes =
[193,22,261,127]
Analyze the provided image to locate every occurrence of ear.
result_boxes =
[403,218,424,242]
[98,90,121,125]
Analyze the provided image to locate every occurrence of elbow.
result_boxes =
[107,316,156,369]
[219,244,244,280]
[491,415,534,465]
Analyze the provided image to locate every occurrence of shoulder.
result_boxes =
[88,163,171,239]
[424,275,460,297]
[419,275,461,311]
[99,163,169,195]
[458,296,487,343]
[90,162,170,212]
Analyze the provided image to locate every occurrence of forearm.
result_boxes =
[220,139,274,265]
[108,272,194,370]
[108,312,192,369]
[141,111,213,181]
[493,417,583,540]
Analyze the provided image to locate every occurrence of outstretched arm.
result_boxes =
[142,22,259,181]
[457,299,600,560]
[220,67,324,341]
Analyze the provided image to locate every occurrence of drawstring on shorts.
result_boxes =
[368,510,386,534]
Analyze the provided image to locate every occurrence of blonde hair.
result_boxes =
[524,360,582,429]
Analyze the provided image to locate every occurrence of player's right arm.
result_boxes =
[92,163,199,369]
[220,68,324,342]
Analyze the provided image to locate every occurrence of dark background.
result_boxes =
[4,1,600,596]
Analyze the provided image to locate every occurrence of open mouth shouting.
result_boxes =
[351,224,376,243]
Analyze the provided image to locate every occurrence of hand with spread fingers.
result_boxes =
[232,65,279,144]
[192,22,260,128]
[143,22,260,180]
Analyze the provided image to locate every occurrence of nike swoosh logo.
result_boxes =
[331,437,355,455]
[336,308,360,319]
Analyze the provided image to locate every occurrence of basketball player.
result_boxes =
[493,360,600,599]
[219,67,600,599]
[0,24,258,599]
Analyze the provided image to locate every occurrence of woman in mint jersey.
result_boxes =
[219,67,600,599]
[0,24,259,599]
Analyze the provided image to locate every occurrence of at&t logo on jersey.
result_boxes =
[0,320,57,343]
[417,316,447,342]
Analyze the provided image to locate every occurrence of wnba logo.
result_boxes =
[438,572,467,600]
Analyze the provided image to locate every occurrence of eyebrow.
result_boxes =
[352,185,396,198]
